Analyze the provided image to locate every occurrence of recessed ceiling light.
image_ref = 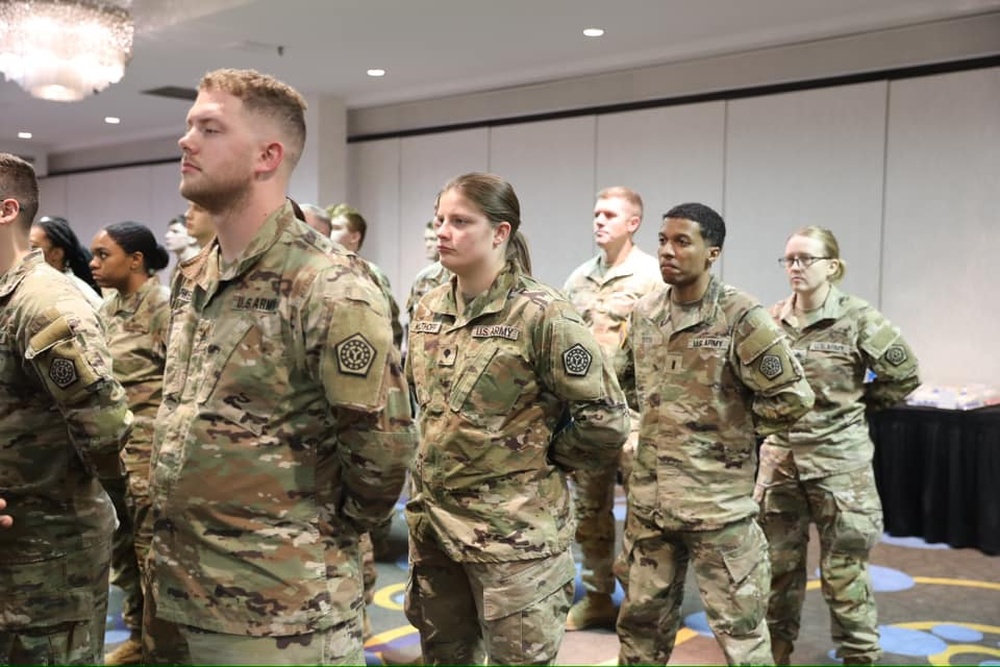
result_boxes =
[367,68,386,77]
[583,28,605,37]
[17,131,32,139]
[104,116,121,124]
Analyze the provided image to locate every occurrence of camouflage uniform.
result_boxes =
[756,286,919,665]
[100,279,170,637]
[366,259,404,350]
[563,246,661,598]
[617,277,814,666]
[404,261,630,665]
[144,204,416,664]
[0,251,133,665]
[405,260,451,323]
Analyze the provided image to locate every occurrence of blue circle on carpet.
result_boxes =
[932,624,984,642]
[392,590,405,607]
[613,499,627,522]
[571,563,625,604]
[395,554,409,571]
[684,611,713,637]
[816,565,914,592]
[878,625,948,656]
[104,629,132,645]
[979,661,1000,666]
[879,533,950,549]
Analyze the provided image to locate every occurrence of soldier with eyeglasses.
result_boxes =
[756,226,920,665]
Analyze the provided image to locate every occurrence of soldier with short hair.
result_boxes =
[0,152,134,665]
[405,172,630,665]
[616,202,815,666]
[757,226,919,665]
[144,69,416,665]
[562,185,662,631]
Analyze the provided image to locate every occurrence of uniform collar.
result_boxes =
[106,278,160,316]
[660,275,722,331]
[432,261,520,325]
[777,283,845,327]
[0,250,45,299]
[181,201,295,291]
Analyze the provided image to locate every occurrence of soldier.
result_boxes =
[405,220,452,325]
[327,203,404,350]
[164,214,200,269]
[405,172,630,665]
[757,226,920,665]
[29,215,104,307]
[616,203,815,666]
[89,222,172,665]
[0,152,133,665]
[183,200,215,249]
[562,186,661,631]
[144,69,416,665]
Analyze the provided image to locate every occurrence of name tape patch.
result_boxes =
[471,325,520,341]
[809,342,853,354]
[689,337,729,350]
[412,321,442,334]
[233,295,279,313]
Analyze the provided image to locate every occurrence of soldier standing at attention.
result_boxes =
[327,203,405,350]
[756,226,919,665]
[405,172,630,665]
[616,203,815,666]
[88,222,172,665]
[406,219,452,325]
[562,186,661,631]
[0,152,134,665]
[144,69,416,665]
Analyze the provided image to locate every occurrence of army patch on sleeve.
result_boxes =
[885,345,908,366]
[335,333,376,377]
[759,354,783,380]
[49,357,78,388]
[563,344,593,377]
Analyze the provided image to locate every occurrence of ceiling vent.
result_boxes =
[142,85,198,101]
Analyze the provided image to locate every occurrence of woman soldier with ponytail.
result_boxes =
[404,172,630,665]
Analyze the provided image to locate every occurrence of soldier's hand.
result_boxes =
[0,497,12,528]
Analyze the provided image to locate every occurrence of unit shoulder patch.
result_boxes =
[759,354,783,380]
[563,343,593,376]
[49,357,78,388]
[885,344,908,366]
[336,333,376,377]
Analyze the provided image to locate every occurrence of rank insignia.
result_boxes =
[563,344,593,376]
[49,357,78,388]
[336,333,376,377]
[759,354,783,380]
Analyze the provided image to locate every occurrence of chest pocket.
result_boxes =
[449,344,532,433]
[194,317,282,436]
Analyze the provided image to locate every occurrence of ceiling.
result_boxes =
[2,0,1000,155]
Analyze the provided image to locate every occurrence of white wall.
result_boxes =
[351,66,999,387]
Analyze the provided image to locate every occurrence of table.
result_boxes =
[870,404,1000,555]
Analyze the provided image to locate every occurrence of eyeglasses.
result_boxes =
[778,256,830,268]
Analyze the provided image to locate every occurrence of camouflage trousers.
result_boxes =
[617,514,772,666]
[755,448,883,664]
[572,420,637,595]
[404,524,576,665]
[0,539,111,665]
[142,588,364,665]
[105,468,153,632]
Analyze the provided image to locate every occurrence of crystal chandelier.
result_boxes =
[0,0,134,102]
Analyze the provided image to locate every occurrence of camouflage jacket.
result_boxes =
[623,277,814,531]
[405,260,452,322]
[149,203,416,635]
[406,262,629,562]
[366,259,403,349]
[0,251,132,561]
[563,246,662,389]
[762,286,920,479]
[100,278,170,474]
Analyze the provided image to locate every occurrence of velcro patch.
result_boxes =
[411,321,442,334]
[759,354,783,380]
[336,334,376,377]
[563,344,593,376]
[884,345,908,366]
[471,325,520,341]
[49,357,78,388]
